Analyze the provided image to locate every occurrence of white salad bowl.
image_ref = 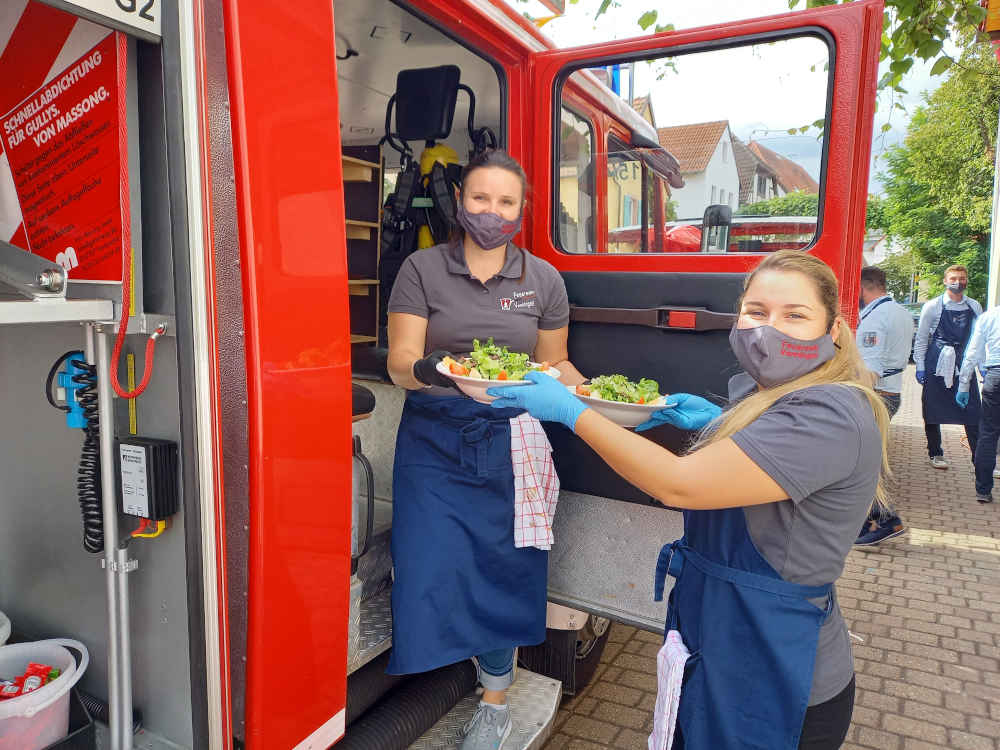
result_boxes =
[566,385,676,428]
[436,361,561,404]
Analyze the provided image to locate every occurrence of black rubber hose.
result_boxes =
[346,650,405,726]
[72,357,104,553]
[338,659,477,749]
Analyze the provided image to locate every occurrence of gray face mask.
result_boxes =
[457,202,522,250]
[729,324,836,388]
[946,282,967,294]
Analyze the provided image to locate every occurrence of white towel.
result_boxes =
[936,344,957,389]
[648,630,690,750]
[510,414,559,550]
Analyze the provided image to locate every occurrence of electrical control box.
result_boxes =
[116,437,179,520]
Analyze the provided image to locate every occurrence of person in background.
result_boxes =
[956,300,1000,503]
[489,250,889,750]
[913,265,982,469]
[854,266,914,546]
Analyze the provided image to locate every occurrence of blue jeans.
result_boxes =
[475,648,515,691]
[974,369,1000,495]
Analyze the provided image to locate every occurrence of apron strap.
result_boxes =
[654,540,686,601]
[654,541,833,605]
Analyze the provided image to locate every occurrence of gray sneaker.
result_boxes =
[460,702,512,750]
[930,456,949,469]
[977,492,994,504]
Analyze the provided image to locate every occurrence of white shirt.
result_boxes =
[856,294,914,394]
[958,306,1000,392]
[912,293,983,370]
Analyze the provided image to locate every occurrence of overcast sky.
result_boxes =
[505,0,951,194]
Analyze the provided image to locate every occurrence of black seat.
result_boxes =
[352,383,376,417]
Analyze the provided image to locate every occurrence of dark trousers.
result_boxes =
[974,369,1000,495]
[867,393,901,524]
[926,423,979,460]
[798,676,855,750]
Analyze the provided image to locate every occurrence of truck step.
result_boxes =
[410,669,562,750]
[348,587,393,674]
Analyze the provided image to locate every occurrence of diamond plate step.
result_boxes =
[409,669,561,750]
[348,587,393,675]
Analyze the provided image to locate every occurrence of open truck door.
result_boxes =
[522,1,882,631]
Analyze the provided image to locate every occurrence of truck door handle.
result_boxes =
[569,305,736,332]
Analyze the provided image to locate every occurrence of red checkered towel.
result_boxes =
[510,413,560,550]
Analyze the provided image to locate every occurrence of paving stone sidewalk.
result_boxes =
[543,368,1000,749]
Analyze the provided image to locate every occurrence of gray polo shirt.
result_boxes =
[729,381,881,705]
[388,241,570,394]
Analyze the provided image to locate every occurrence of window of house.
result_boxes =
[710,185,717,205]
[557,103,596,252]
[722,141,729,163]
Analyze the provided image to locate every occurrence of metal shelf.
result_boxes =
[0,293,114,325]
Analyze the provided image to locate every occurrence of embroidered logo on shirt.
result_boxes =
[499,290,537,312]
[863,332,878,347]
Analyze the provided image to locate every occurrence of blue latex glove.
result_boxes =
[956,391,970,409]
[916,370,926,385]
[979,366,987,379]
[487,372,587,430]
[635,393,722,432]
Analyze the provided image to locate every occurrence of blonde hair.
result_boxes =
[699,250,892,506]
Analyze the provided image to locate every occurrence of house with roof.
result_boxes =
[657,120,740,221]
[747,141,819,195]
[733,137,782,206]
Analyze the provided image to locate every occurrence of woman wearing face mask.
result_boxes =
[385,149,583,750]
[488,250,890,750]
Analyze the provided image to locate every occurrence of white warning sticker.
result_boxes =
[119,443,149,517]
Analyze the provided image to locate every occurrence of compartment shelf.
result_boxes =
[342,155,379,182]
[346,219,379,241]
[348,278,379,294]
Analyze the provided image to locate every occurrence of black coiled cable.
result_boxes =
[72,357,104,553]
[46,352,104,553]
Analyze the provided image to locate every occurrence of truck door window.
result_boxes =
[607,137,667,253]
[557,104,596,252]
[556,33,831,254]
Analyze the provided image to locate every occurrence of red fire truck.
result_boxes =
[0,0,881,748]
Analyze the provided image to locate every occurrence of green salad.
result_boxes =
[445,338,547,381]
[578,374,664,405]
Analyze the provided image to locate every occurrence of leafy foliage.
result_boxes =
[740,190,887,231]
[878,41,999,303]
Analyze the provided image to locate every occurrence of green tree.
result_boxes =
[879,40,999,304]
[740,190,886,231]
[878,247,921,302]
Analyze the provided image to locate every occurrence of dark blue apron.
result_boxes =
[922,301,980,425]
[654,506,834,750]
[387,391,548,675]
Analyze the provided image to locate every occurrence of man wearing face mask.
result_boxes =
[913,265,982,469]
[854,266,913,545]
